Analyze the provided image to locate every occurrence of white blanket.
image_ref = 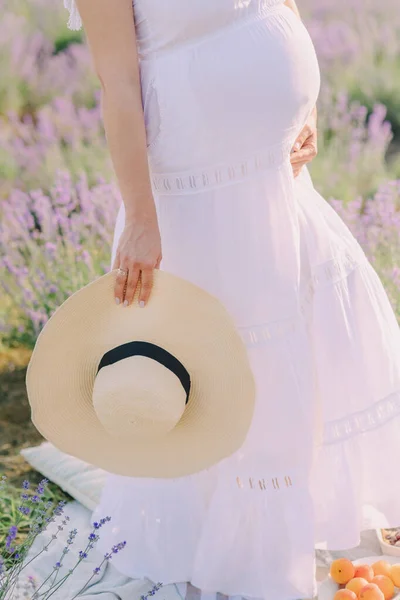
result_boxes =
[13,500,383,599]
[13,501,184,600]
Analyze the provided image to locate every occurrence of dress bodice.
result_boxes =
[65,0,286,58]
[133,0,286,58]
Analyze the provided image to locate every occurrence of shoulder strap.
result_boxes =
[64,0,82,30]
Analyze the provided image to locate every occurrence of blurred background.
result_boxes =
[0,0,400,511]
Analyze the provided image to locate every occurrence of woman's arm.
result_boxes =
[75,0,162,307]
[284,0,301,20]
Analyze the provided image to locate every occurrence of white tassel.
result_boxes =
[64,0,83,31]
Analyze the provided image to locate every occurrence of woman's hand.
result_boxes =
[111,213,162,308]
[290,105,318,178]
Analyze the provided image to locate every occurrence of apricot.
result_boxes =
[359,583,385,600]
[372,561,392,579]
[334,590,357,600]
[389,563,400,587]
[372,575,395,600]
[330,558,356,585]
[346,577,369,596]
[355,565,374,583]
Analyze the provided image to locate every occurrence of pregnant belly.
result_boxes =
[141,4,321,174]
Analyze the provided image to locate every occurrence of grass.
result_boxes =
[0,350,72,547]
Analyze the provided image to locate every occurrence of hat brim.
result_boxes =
[26,270,256,478]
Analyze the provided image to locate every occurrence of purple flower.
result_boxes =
[112,541,127,554]
[36,478,49,495]
[8,525,18,539]
[93,516,111,530]
[18,506,31,516]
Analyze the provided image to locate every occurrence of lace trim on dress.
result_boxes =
[324,389,400,445]
[237,249,400,445]
[150,139,294,195]
[232,391,400,483]
[235,475,294,491]
[318,252,400,442]
[238,247,366,347]
[64,0,82,30]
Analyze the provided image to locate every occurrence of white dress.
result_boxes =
[66,1,400,599]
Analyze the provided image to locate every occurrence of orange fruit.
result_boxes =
[389,564,400,587]
[334,590,358,600]
[372,575,395,600]
[372,561,392,579]
[331,559,356,585]
[346,578,369,596]
[355,565,374,583]
[359,583,385,600]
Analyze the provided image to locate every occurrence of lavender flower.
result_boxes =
[0,476,131,600]
[140,583,164,600]
[5,525,18,552]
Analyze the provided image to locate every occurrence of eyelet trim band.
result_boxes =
[238,248,366,347]
[236,248,400,446]
[150,139,294,196]
[323,389,400,445]
[236,475,293,491]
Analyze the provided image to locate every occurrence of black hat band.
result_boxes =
[97,341,191,404]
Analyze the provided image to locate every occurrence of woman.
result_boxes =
[65,1,400,599]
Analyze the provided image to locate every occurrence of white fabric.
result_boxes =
[66,1,400,599]
[64,0,82,31]
[9,500,383,599]
[11,500,180,600]
[20,442,106,511]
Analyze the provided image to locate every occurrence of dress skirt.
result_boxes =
[92,2,400,599]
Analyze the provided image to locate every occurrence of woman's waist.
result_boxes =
[149,137,296,196]
[136,0,286,61]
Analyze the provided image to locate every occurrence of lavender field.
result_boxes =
[1,0,400,351]
[0,0,399,589]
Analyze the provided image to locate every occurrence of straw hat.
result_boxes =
[26,269,256,478]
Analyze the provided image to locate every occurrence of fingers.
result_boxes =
[292,124,312,152]
[114,265,130,305]
[291,118,318,178]
[293,165,303,178]
[290,141,317,166]
[290,142,316,178]
[122,266,141,307]
[139,268,154,307]
[114,262,160,307]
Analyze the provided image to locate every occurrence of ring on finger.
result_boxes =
[117,267,128,277]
